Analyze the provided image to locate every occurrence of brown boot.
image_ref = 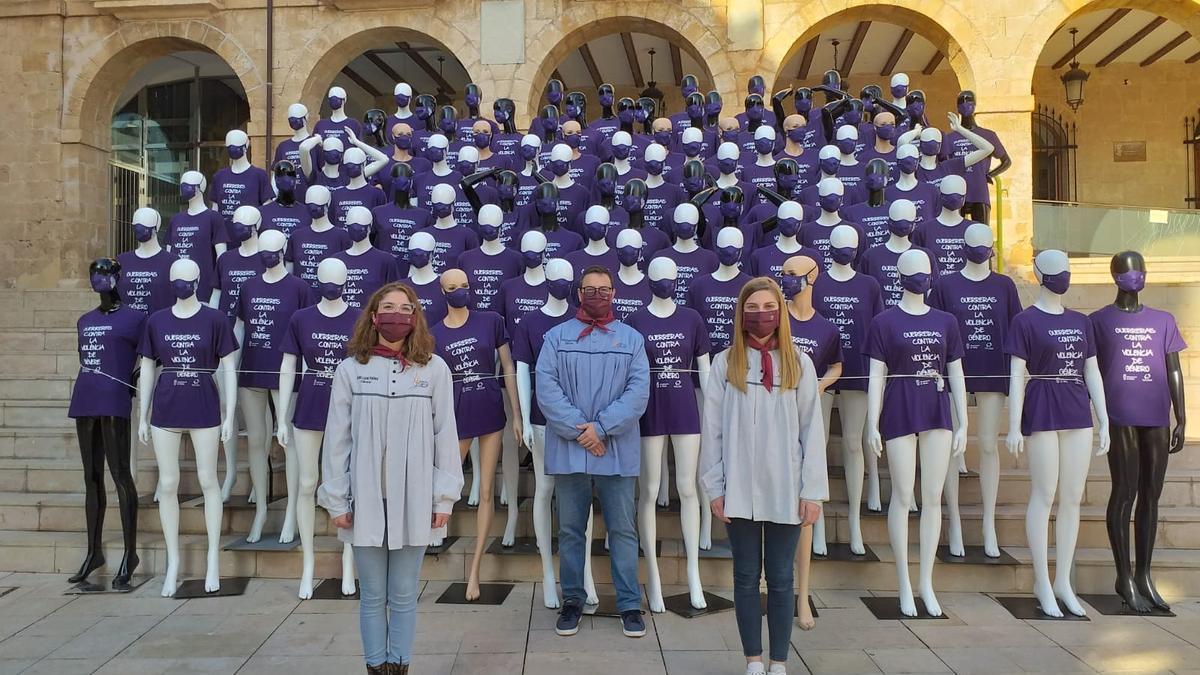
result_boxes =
[393,664,409,675]
[366,664,386,675]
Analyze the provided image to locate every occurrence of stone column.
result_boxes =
[977,98,1035,275]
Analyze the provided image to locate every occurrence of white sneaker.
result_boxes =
[768,664,787,675]
[745,663,765,675]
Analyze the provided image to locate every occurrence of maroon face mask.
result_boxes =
[742,309,780,340]
[374,312,414,342]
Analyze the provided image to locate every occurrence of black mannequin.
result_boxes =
[464,83,484,119]
[815,69,849,104]
[681,159,711,200]
[864,158,888,207]
[718,185,745,229]
[860,85,883,119]
[705,91,722,128]
[594,163,619,211]
[774,158,801,201]
[747,74,766,98]
[273,160,299,207]
[538,105,560,144]
[494,98,517,134]
[494,169,519,214]
[390,162,414,207]
[904,89,929,129]
[597,83,616,120]
[416,94,437,132]
[637,97,657,134]
[436,105,458,143]
[566,91,588,127]
[534,181,560,232]
[362,108,387,147]
[623,178,649,229]
[1101,251,1186,613]
[683,92,705,128]
[545,78,565,108]
[743,94,765,133]
[71,257,140,589]
[956,90,1011,224]
[617,97,637,133]
[681,74,699,98]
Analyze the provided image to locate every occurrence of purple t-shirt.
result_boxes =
[430,311,510,440]
[281,305,360,431]
[929,272,1022,393]
[1005,307,1097,436]
[273,137,318,194]
[312,117,362,146]
[748,243,823,287]
[329,184,387,228]
[287,226,352,289]
[885,182,939,222]
[916,156,967,191]
[789,311,843,379]
[510,308,574,426]
[799,220,866,270]
[259,201,312,241]
[565,247,620,278]
[688,272,753,354]
[813,273,884,391]
[410,277,448,326]
[841,201,891,250]
[554,182,593,234]
[422,224,480,273]
[458,247,524,313]
[167,209,226,300]
[612,274,653,322]
[701,217,761,266]
[834,163,865,198]
[858,244,939,308]
[209,167,273,224]
[372,203,431,275]
[1089,305,1186,428]
[544,228,584,259]
[945,128,1006,203]
[331,248,401,310]
[312,169,349,192]
[236,274,312,389]
[496,275,547,339]
[627,308,710,436]
[864,307,964,440]
[411,170,466,212]
[739,162,781,207]
[644,182,685,233]
[605,225,670,269]
[138,306,238,429]
[857,145,898,177]
[655,246,719,306]
[216,250,266,324]
[68,306,146,419]
[116,249,178,315]
[913,219,975,278]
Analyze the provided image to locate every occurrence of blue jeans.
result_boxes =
[555,472,641,612]
[352,543,426,666]
[725,518,802,662]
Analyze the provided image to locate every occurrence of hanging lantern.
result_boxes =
[1061,28,1089,112]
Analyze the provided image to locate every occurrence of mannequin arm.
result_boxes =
[947,359,968,457]
[346,128,389,179]
[232,317,246,368]
[987,155,1012,180]
[689,186,719,210]
[299,134,322,178]
[875,99,906,120]
[770,89,791,133]
[218,352,237,442]
[946,113,994,168]
[516,360,534,448]
[1167,352,1186,453]
[137,356,156,443]
[499,344,523,446]
[756,185,786,207]
[1006,356,1027,455]
[285,262,295,275]
[461,169,498,213]
[796,357,829,503]
[819,106,839,142]
[866,358,886,457]
[817,361,842,394]
[896,126,922,147]
[696,353,711,395]
[1083,356,1110,455]
[277,353,298,447]
[207,289,222,310]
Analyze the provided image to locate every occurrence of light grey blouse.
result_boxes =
[699,347,829,525]
[317,354,464,548]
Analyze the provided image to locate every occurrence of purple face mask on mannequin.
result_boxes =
[653,130,672,147]
[645,159,664,176]
[706,100,722,117]
[180,182,197,201]
[519,144,538,162]
[445,287,471,308]
[318,282,343,301]
[432,202,453,219]
[888,218,915,237]
[522,250,545,269]
[394,135,412,151]
[717,158,738,176]
[941,192,966,212]
[865,173,886,192]
[612,144,631,161]
[898,156,919,174]
[617,109,635,125]
[595,177,616,197]
[346,221,370,243]
[819,193,843,212]
[776,217,801,238]
[227,220,253,244]
[395,93,411,108]
[259,248,283,268]
[1040,268,1071,295]
[307,202,326,219]
[683,175,705,194]
[682,141,702,157]
[494,108,509,124]
[965,245,993,264]
[535,197,557,216]
[465,92,480,109]
[634,109,648,125]
[721,129,739,143]
[1115,270,1146,293]
[425,146,444,163]
[616,246,641,267]
[786,127,805,143]
[719,200,741,220]
[890,84,908,99]
[673,219,697,240]
[875,124,896,141]
[324,148,342,166]
[277,175,296,195]
[843,110,862,126]
[345,163,363,179]
[171,279,197,300]
[649,278,676,299]
[328,96,344,110]
[958,101,976,117]
[456,160,476,176]
[909,101,926,118]
[835,137,856,155]
[900,271,931,294]
[547,278,572,299]
[473,132,491,149]
[747,106,764,122]
[794,98,812,115]
[778,173,798,193]
[288,116,306,131]
[819,157,839,175]
[563,134,581,150]
[549,160,570,177]
[547,90,563,105]
[687,102,704,120]
[780,273,808,300]
[717,246,742,267]
[478,221,500,242]
[919,139,941,157]
[133,224,156,243]
[91,273,116,294]
[599,92,614,108]
[622,194,644,213]
[497,183,516,201]
[438,118,455,134]
[407,249,431,269]
[830,246,856,266]
[583,219,607,241]
[755,137,775,155]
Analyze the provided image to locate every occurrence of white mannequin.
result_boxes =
[680,127,704,161]
[753,126,776,166]
[225,130,252,175]
[517,231,547,285]
[815,178,844,227]
[581,205,611,253]
[866,248,968,618]
[277,258,356,599]
[644,144,668,189]
[715,142,740,189]
[890,73,909,108]
[393,82,413,119]
[815,146,839,181]
[177,171,228,284]
[342,205,375,256]
[639,257,711,613]
[885,200,917,255]
[305,137,344,185]
[943,222,1004,557]
[549,144,576,191]
[775,201,806,254]
[515,257,598,609]
[610,132,635,175]
[406,231,439,285]
[893,144,921,192]
[427,134,454,178]
[1007,250,1109,618]
[477,205,508,257]
[230,228,299,543]
[671,203,702,253]
[519,134,543,176]
[327,85,349,123]
[922,113,995,170]
[287,103,310,142]
[712,227,744,282]
[615,229,645,285]
[936,174,968,229]
[341,139,389,184]
[138,258,236,597]
[835,125,860,167]
[132,206,165,503]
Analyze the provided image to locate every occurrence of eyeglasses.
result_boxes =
[380,304,416,315]
[580,286,613,298]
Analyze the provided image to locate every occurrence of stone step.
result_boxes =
[0,328,81,354]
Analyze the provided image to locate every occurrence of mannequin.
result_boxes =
[690,227,753,355]
[710,142,748,191]
[413,93,437,139]
[704,90,723,131]
[945,92,1010,224]
[300,136,348,192]
[260,161,312,239]
[913,113,994,189]
[491,98,522,167]
[901,90,929,132]
[669,91,707,143]
[890,74,909,109]
[628,257,711,612]
[750,201,820,284]
[1007,250,1110,618]
[913,175,974,278]
[681,159,712,204]
[535,105,560,156]
[777,114,810,162]
[583,83,619,150]
[1091,251,1186,612]
[327,139,389,227]
[612,178,669,259]
[608,131,647,188]
[496,230,551,338]
[361,109,388,148]
[213,205,265,331]
[458,203,524,313]
[210,129,272,226]
[68,258,144,588]
[117,207,179,316]
[814,226,885,516]
[424,183,480,273]
[431,269,522,601]
[519,180,584,258]
[458,83,500,137]
[331,206,401,310]
[167,171,226,302]
[274,104,317,194]
[858,200,935,308]
[885,144,939,221]
[589,162,623,226]
[313,86,362,143]
[799,178,865,270]
[513,134,544,204]
[788,89,826,150]
[231,229,310,542]
[512,258,598,608]
[564,91,588,133]
[385,83,415,143]
[560,120,600,184]
[411,134,465,208]
[529,80,564,139]
[736,88,774,132]
[611,229,653,321]
[866,248,968,618]
[464,167,522,247]
[738,126,780,206]
[373,163,431,272]
[432,106,460,158]
[640,145,686,233]
[544,144,593,234]
[673,127,711,181]
[928,223,1021,558]
[658,203,719,305]
[832,125,864,196]
[841,159,893,248]
[277,258,359,598]
[138,258,238,596]
[566,205,619,274]
[381,122,433,195]
[858,112,899,176]
[286,185,351,290]
[405,231,448,327]
[796,146,841,207]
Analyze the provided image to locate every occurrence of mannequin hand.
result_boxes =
[867,427,883,458]
[799,500,821,526]
[511,418,524,448]
[431,512,449,529]
[946,112,963,132]
[521,422,534,450]
[332,513,353,529]
[345,127,360,147]
[952,428,967,458]
[220,418,233,443]
[710,496,731,524]
[138,420,150,444]
[276,424,290,448]
[1170,423,1186,454]
[1006,430,1024,456]
[772,88,793,104]
[1096,424,1111,456]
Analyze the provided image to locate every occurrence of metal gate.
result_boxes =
[109,160,146,255]
[1186,111,1199,209]
[1032,104,1077,203]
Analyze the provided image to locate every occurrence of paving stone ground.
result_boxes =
[0,574,1196,674]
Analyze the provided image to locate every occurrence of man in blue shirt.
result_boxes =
[536,265,650,638]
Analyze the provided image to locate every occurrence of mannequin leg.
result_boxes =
[217,363,239,502]
[657,443,671,507]
[150,427,184,597]
[100,417,139,587]
[810,392,835,556]
[640,436,668,613]
[944,407,965,557]
[294,429,323,599]
[238,388,271,542]
[467,431,503,601]
[673,434,706,609]
[885,434,918,617]
[501,430,520,547]
[1134,426,1171,610]
[191,426,224,593]
[796,524,815,630]
[70,418,107,583]
[1053,428,1093,617]
[467,439,481,507]
[1024,431,1062,617]
[272,390,298,543]
[917,429,952,617]
[1105,426,1145,611]
[342,544,356,596]
[976,393,1004,557]
[839,391,869,552]
[531,425,560,608]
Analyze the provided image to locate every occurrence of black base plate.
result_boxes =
[462,496,526,512]
[190,494,283,510]
[590,539,661,558]
[310,578,359,600]
[173,576,250,598]
[436,582,514,605]
[655,499,681,513]
[426,536,459,556]
[936,545,1019,565]
[991,595,1089,621]
[582,594,631,617]
[862,506,921,517]
[138,493,200,507]
[1080,594,1175,617]
[222,536,300,552]
[663,591,735,618]
[813,543,879,562]
[486,536,557,555]
[65,575,153,594]
[861,596,948,620]
[697,540,733,559]
[759,593,816,618]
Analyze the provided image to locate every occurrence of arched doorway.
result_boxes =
[1032,104,1077,202]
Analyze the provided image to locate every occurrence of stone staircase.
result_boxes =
[2,287,1200,598]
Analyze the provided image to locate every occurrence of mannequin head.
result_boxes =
[817,145,840,176]
[743,94,765,123]
[393,82,413,109]
[415,94,436,126]
[897,248,933,294]
[425,133,449,164]
[343,206,373,244]
[829,224,859,266]
[520,230,549,270]
[650,118,673,149]
[685,92,705,122]
[715,227,745,267]
[623,179,647,214]
[754,125,777,156]
[539,105,560,138]
[436,106,457,136]
[407,231,436,270]
[834,125,858,156]
[546,258,574,300]
[672,203,700,241]
[440,268,471,309]
[716,142,740,176]
[180,170,206,202]
[456,145,479,176]
[317,258,349,299]
[90,257,120,295]
[617,97,637,126]
[896,143,919,175]
[519,134,542,163]
[549,143,573,177]
[705,90,723,119]
[595,162,617,199]
[476,204,504,243]
[964,222,995,265]
[783,114,807,144]
[565,91,587,122]
[777,201,804,239]
[775,158,801,194]
[864,158,890,193]
[582,205,610,242]
[918,127,942,158]
[1034,250,1071,295]
[327,86,347,112]
[391,122,415,153]
[1110,250,1147,293]
[821,70,844,96]
[493,98,515,127]
[610,131,633,161]
[598,83,615,109]
[496,170,519,204]
[887,199,917,238]
[873,111,896,143]
[258,229,287,269]
[471,119,493,150]
[545,78,564,106]
[228,205,261,245]
[643,143,668,177]
[615,229,644,268]
[534,181,559,220]
[430,183,455,221]
[682,159,707,196]
[793,87,813,115]
[939,175,967,212]
[681,127,704,158]
[636,98,656,127]
[890,73,910,100]
[305,185,331,220]
[321,137,345,167]
[860,85,883,114]
[906,89,927,119]
[169,258,201,300]
[718,117,740,144]
[956,90,976,118]
[747,75,766,97]
[273,160,298,201]
[719,185,745,221]
[131,206,161,244]
[648,257,679,300]
[225,129,249,161]
[817,177,845,213]
[559,120,583,151]
[840,99,865,127]
[781,254,819,300]
[363,109,387,145]
[343,147,367,180]
[287,103,308,132]
[681,74,700,98]
[464,83,483,112]
[389,162,414,204]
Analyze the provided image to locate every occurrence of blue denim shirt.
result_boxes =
[535,318,650,477]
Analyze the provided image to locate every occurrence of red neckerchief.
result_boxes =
[576,306,616,339]
[371,345,410,370]
[747,334,779,392]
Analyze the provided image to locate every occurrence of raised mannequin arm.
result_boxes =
[1083,356,1110,455]
[461,168,498,213]
[820,99,850,140]
[219,352,237,442]
[946,113,994,169]
[866,358,886,458]
[299,134,322,179]
[756,185,786,207]
[137,356,156,443]
[1167,352,1186,453]
[896,125,922,147]
[277,353,298,447]
[947,359,968,457]
[516,361,534,448]
[499,344,523,445]
[689,186,719,210]
[347,128,389,178]
[1006,355,1027,456]
[875,99,906,121]
[771,89,791,133]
